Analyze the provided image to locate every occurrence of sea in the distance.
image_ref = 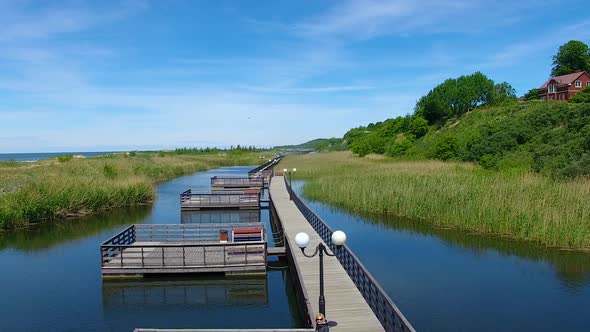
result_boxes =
[0,151,120,162]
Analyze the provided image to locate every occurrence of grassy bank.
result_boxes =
[280,152,590,249]
[0,151,265,229]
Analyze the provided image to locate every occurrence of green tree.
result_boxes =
[569,86,590,103]
[522,88,539,101]
[415,72,496,124]
[551,40,590,76]
[491,82,517,105]
[409,115,429,138]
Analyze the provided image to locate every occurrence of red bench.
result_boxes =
[232,227,263,242]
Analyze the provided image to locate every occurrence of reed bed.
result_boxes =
[281,152,590,249]
[0,152,262,229]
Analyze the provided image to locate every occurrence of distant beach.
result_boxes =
[0,151,118,162]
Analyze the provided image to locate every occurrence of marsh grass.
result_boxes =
[281,152,590,249]
[0,152,262,229]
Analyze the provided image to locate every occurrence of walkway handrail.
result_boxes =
[284,177,416,332]
[249,156,283,175]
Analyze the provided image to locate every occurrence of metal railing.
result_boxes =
[181,210,260,224]
[180,190,260,209]
[284,177,416,332]
[211,176,264,188]
[248,156,283,175]
[100,224,267,269]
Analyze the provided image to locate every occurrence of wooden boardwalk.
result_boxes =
[270,176,384,332]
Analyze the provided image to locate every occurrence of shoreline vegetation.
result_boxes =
[0,150,266,230]
[280,152,590,250]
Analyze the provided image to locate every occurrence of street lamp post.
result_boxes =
[294,230,347,317]
[290,168,296,188]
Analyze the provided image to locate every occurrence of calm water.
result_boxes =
[0,151,117,162]
[0,167,303,332]
[292,181,590,332]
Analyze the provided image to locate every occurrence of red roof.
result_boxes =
[539,71,587,89]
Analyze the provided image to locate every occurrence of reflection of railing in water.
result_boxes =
[181,210,261,224]
[284,177,415,332]
[102,277,269,309]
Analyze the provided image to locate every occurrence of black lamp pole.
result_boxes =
[301,243,335,315]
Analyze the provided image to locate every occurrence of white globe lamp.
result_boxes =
[331,230,347,246]
[295,232,310,249]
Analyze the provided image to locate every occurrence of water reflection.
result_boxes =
[0,207,150,251]
[102,275,269,310]
[0,167,302,332]
[293,181,590,332]
[338,206,590,289]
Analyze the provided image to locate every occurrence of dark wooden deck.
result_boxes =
[101,224,267,277]
[180,190,260,210]
[211,176,264,191]
[181,210,261,224]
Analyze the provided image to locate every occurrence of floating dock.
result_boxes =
[180,190,260,210]
[181,210,261,224]
[211,176,264,191]
[100,223,267,277]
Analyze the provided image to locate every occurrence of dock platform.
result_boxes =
[211,176,264,191]
[101,223,267,277]
[180,190,260,210]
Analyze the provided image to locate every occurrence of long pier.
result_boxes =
[270,176,385,331]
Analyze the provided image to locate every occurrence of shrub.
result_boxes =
[432,136,458,160]
[57,155,73,162]
[103,164,118,179]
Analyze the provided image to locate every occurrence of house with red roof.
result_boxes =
[538,71,590,101]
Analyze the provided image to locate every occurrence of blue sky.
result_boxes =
[1,0,589,153]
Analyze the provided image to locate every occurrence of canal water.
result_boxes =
[0,167,303,332]
[292,181,590,332]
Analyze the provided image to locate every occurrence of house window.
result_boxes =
[541,96,546,101]
[587,81,590,87]
[548,84,555,93]
[575,80,582,88]
[550,95,554,100]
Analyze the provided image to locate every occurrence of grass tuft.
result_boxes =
[0,151,265,229]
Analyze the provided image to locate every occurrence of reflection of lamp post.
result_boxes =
[295,230,347,317]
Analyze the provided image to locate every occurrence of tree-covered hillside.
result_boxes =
[275,138,346,151]
[343,76,590,178]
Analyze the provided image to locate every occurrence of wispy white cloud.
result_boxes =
[289,0,545,40]
[486,19,590,68]
[0,0,147,41]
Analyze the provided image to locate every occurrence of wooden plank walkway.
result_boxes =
[270,176,384,332]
